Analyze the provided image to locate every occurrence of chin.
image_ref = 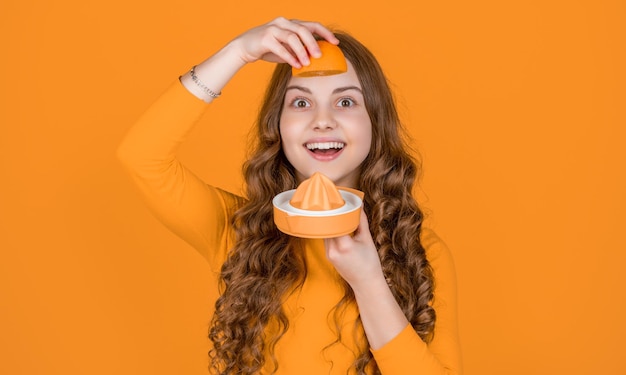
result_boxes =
[294,165,360,188]
[298,169,336,184]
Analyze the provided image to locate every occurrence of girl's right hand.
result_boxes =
[230,17,339,69]
[181,17,337,103]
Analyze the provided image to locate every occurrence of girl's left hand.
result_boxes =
[324,210,385,288]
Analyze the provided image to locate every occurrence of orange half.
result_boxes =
[292,41,348,77]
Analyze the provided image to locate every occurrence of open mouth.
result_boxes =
[305,142,345,155]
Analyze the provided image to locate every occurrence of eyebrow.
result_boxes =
[285,85,363,95]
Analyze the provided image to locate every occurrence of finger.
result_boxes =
[274,18,339,59]
[258,25,307,67]
[282,32,311,66]
[324,232,355,254]
[352,209,370,239]
[264,34,303,68]
[271,17,337,42]
[298,20,340,45]
[290,21,339,59]
[323,238,334,259]
[267,18,314,62]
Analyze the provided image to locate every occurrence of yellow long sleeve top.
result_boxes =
[117,81,462,374]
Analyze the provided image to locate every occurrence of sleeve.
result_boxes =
[371,228,463,374]
[116,80,244,270]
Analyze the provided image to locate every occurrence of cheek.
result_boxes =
[279,123,294,147]
[278,125,300,164]
[361,132,373,159]
[279,112,296,139]
[352,116,373,150]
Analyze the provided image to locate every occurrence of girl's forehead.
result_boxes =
[286,61,361,92]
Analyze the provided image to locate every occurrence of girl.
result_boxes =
[118,17,461,375]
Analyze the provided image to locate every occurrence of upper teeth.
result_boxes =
[306,142,345,150]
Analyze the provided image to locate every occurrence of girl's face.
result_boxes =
[279,61,372,189]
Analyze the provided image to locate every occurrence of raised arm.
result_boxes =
[180,17,339,104]
[116,18,339,264]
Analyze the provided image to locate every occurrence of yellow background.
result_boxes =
[1,0,624,374]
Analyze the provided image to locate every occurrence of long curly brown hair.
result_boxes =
[208,31,435,375]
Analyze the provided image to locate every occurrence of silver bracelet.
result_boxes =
[189,65,221,99]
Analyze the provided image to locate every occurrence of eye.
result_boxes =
[291,98,310,108]
[337,98,355,108]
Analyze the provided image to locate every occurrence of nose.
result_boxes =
[312,107,337,131]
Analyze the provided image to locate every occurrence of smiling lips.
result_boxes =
[305,141,345,161]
